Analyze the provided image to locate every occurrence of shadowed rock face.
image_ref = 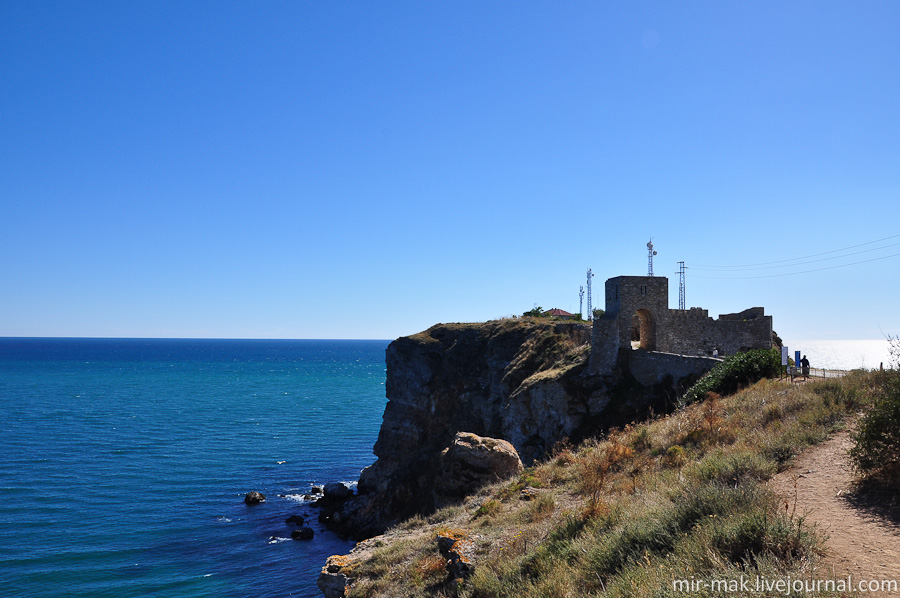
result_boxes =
[330,319,607,539]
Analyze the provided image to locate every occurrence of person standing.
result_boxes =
[800,355,810,378]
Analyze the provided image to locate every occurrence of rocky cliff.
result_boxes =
[325,318,693,540]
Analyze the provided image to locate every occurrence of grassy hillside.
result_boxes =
[331,370,884,597]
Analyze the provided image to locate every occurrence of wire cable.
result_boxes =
[690,240,900,272]
[691,233,900,270]
[688,250,900,279]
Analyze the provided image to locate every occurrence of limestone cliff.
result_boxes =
[327,318,690,539]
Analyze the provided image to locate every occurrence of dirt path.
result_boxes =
[770,428,900,595]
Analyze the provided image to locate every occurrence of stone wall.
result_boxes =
[589,274,773,374]
[627,350,722,387]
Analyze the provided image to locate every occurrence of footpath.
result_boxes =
[770,427,900,596]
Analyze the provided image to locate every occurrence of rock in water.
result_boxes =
[291,526,314,540]
[285,514,305,526]
[323,482,352,502]
[244,491,266,506]
[434,432,524,501]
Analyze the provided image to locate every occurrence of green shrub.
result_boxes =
[689,450,777,484]
[473,499,502,519]
[681,349,782,406]
[850,370,900,479]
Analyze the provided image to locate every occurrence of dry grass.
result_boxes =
[341,371,878,597]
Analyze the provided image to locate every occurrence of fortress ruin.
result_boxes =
[588,275,773,382]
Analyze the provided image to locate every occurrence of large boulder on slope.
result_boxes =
[434,432,524,501]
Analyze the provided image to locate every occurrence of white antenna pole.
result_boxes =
[579,285,584,318]
[647,238,657,276]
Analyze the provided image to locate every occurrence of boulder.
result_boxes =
[434,432,524,501]
[323,482,353,502]
[291,526,315,540]
[437,529,476,579]
[244,491,266,506]
[285,514,305,526]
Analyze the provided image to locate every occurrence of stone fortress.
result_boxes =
[588,275,774,382]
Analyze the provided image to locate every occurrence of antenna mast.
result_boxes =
[647,238,657,276]
[579,285,584,319]
[586,269,595,320]
[677,261,687,310]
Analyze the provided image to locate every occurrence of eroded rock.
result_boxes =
[437,529,476,580]
[317,554,353,598]
[434,432,523,502]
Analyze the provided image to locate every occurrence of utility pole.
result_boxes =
[586,269,595,320]
[579,286,584,319]
[677,261,687,310]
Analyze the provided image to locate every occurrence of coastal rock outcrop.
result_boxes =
[434,432,523,502]
[327,320,606,539]
[323,482,353,502]
[243,491,266,506]
[437,529,476,580]
[291,526,315,540]
[317,555,352,598]
[323,318,700,540]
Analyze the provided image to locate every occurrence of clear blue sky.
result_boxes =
[2,1,898,342]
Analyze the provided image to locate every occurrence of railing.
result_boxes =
[783,366,846,380]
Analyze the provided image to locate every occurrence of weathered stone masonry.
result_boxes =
[589,275,773,375]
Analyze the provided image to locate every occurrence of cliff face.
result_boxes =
[323,318,711,541]
[331,319,615,538]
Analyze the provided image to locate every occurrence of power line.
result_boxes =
[690,240,900,272]
[688,250,900,279]
[691,233,900,269]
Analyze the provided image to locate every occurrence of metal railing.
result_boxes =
[783,366,846,381]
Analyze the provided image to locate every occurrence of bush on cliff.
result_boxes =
[680,348,782,406]
[850,336,900,481]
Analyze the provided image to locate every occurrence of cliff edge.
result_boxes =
[325,318,696,539]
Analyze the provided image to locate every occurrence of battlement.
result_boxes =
[589,275,773,375]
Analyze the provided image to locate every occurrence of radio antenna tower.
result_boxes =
[677,261,687,310]
[586,269,595,320]
[579,285,584,318]
[647,238,657,276]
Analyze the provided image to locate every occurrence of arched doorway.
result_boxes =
[630,308,657,351]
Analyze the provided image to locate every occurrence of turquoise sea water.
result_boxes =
[0,338,389,598]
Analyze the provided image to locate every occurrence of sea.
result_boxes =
[1,337,896,598]
[786,339,895,371]
[0,338,390,598]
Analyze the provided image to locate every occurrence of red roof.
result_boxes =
[544,308,575,317]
